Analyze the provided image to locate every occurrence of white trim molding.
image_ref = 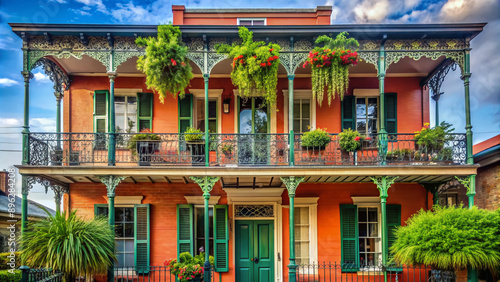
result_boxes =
[223,188,285,204]
[184,196,221,205]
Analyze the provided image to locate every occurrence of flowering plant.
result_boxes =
[216,27,281,107]
[165,252,214,282]
[414,122,454,151]
[128,128,161,154]
[338,129,370,152]
[303,32,359,106]
[136,25,193,103]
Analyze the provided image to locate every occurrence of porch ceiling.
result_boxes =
[16,165,478,187]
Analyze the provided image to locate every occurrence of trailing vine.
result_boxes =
[303,32,359,106]
[136,25,193,103]
[215,27,281,107]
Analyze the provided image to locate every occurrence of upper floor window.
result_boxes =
[294,99,311,133]
[115,96,137,133]
[237,18,266,26]
[356,97,378,136]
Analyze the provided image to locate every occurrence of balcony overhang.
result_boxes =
[16,165,478,187]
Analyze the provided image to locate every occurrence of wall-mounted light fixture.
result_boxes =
[222,92,232,114]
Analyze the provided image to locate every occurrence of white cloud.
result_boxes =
[49,0,67,3]
[33,72,51,83]
[353,0,390,23]
[440,0,500,22]
[74,0,108,14]
[0,78,19,87]
[111,2,152,23]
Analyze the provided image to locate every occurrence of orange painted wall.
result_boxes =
[69,181,427,282]
[65,75,426,134]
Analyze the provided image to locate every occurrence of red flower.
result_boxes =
[267,62,272,66]
[240,59,245,64]
[365,137,371,141]
[273,55,278,59]
[269,48,274,51]
[354,136,361,141]
[181,62,186,66]
[171,58,177,66]
[238,55,244,59]
[261,63,266,67]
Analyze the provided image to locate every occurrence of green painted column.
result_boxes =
[377,47,388,165]
[371,176,398,282]
[21,176,32,237]
[463,50,473,165]
[21,71,31,165]
[52,185,67,214]
[288,75,295,166]
[191,176,220,281]
[281,176,304,282]
[98,175,126,282]
[108,72,117,166]
[435,96,440,128]
[55,92,63,149]
[204,74,210,167]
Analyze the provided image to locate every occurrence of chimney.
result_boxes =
[172,5,186,25]
[0,170,9,197]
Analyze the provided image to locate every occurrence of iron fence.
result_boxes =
[20,266,64,282]
[111,266,220,282]
[26,132,466,167]
[296,263,457,282]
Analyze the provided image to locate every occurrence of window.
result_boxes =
[356,97,378,136]
[178,92,220,133]
[295,207,310,265]
[95,204,150,272]
[177,204,229,272]
[293,99,311,133]
[340,203,400,271]
[195,99,217,133]
[237,18,266,26]
[439,193,458,207]
[115,96,137,133]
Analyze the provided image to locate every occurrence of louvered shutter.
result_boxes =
[384,93,397,134]
[137,93,153,131]
[340,204,359,272]
[386,204,401,261]
[178,94,193,133]
[94,90,109,133]
[177,204,194,257]
[342,96,355,130]
[213,205,229,272]
[134,204,150,273]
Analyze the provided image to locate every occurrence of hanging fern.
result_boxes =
[303,32,359,106]
[136,25,193,103]
[215,27,281,107]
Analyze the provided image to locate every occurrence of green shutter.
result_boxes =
[137,93,153,131]
[213,205,229,272]
[384,93,397,134]
[177,204,194,257]
[178,94,193,133]
[340,204,359,272]
[93,90,109,133]
[386,204,401,262]
[134,204,150,273]
[342,96,355,130]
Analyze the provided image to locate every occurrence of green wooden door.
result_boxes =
[235,220,274,282]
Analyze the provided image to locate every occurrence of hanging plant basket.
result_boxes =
[215,27,281,107]
[303,32,359,106]
[136,25,194,103]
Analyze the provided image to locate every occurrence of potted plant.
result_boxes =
[165,252,214,282]
[338,129,369,164]
[215,26,281,108]
[221,143,234,157]
[184,127,205,165]
[136,25,193,103]
[386,148,415,164]
[303,32,359,106]
[414,122,454,162]
[128,129,161,166]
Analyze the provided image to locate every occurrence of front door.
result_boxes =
[238,97,269,164]
[235,220,274,282]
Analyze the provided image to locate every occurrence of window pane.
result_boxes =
[124,223,134,237]
[356,98,366,117]
[368,119,377,134]
[208,100,217,118]
[295,207,309,225]
[368,223,378,237]
[115,208,124,222]
[115,223,124,237]
[252,20,265,25]
[367,98,377,118]
[126,115,136,133]
[358,223,367,237]
[357,120,366,133]
[125,253,134,267]
[293,102,300,119]
[96,119,106,133]
[117,240,125,252]
[117,253,125,267]
[239,109,252,134]
[125,240,134,252]
[302,101,310,118]
[293,120,300,133]
[239,20,252,25]
[301,120,310,134]
[115,97,125,114]
[358,209,367,222]
[127,97,137,113]
[254,110,268,134]
[209,120,217,133]
[115,115,125,132]
[368,208,377,222]
[359,238,365,252]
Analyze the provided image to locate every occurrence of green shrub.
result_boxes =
[386,148,414,160]
[184,127,203,142]
[414,121,454,150]
[301,128,331,149]
[391,206,500,271]
[338,128,362,152]
[166,252,214,282]
[0,270,21,282]
[128,129,161,154]
[0,253,21,270]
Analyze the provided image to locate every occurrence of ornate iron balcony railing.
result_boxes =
[25,132,467,167]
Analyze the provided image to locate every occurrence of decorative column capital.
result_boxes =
[287,74,295,80]
[97,175,126,197]
[54,92,64,101]
[107,72,118,82]
[455,175,476,196]
[21,71,33,81]
[281,176,304,197]
[371,176,398,199]
[190,176,220,197]
[21,176,36,195]
[51,185,69,203]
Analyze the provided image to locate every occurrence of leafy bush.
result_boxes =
[339,128,362,152]
[0,270,21,282]
[0,253,21,270]
[184,127,203,142]
[128,128,161,154]
[414,122,454,150]
[20,211,116,281]
[165,252,214,282]
[391,206,500,271]
[136,25,193,103]
[386,148,415,160]
[301,128,331,149]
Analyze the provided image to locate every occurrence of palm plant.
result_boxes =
[20,211,116,281]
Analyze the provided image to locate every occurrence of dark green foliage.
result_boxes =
[166,252,214,282]
[391,206,500,272]
[414,121,454,150]
[20,211,116,281]
[0,270,21,281]
[215,27,281,107]
[136,25,193,102]
[128,128,161,154]
[338,128,362,152]
[184,127,203,142]
[301,128,331,149]
[0,253,21,270]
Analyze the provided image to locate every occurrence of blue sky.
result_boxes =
[0,0,499,208]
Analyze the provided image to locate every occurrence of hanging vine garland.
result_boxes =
[303,32,359,106]
[136,25,193,103]
[215,27,281,107]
